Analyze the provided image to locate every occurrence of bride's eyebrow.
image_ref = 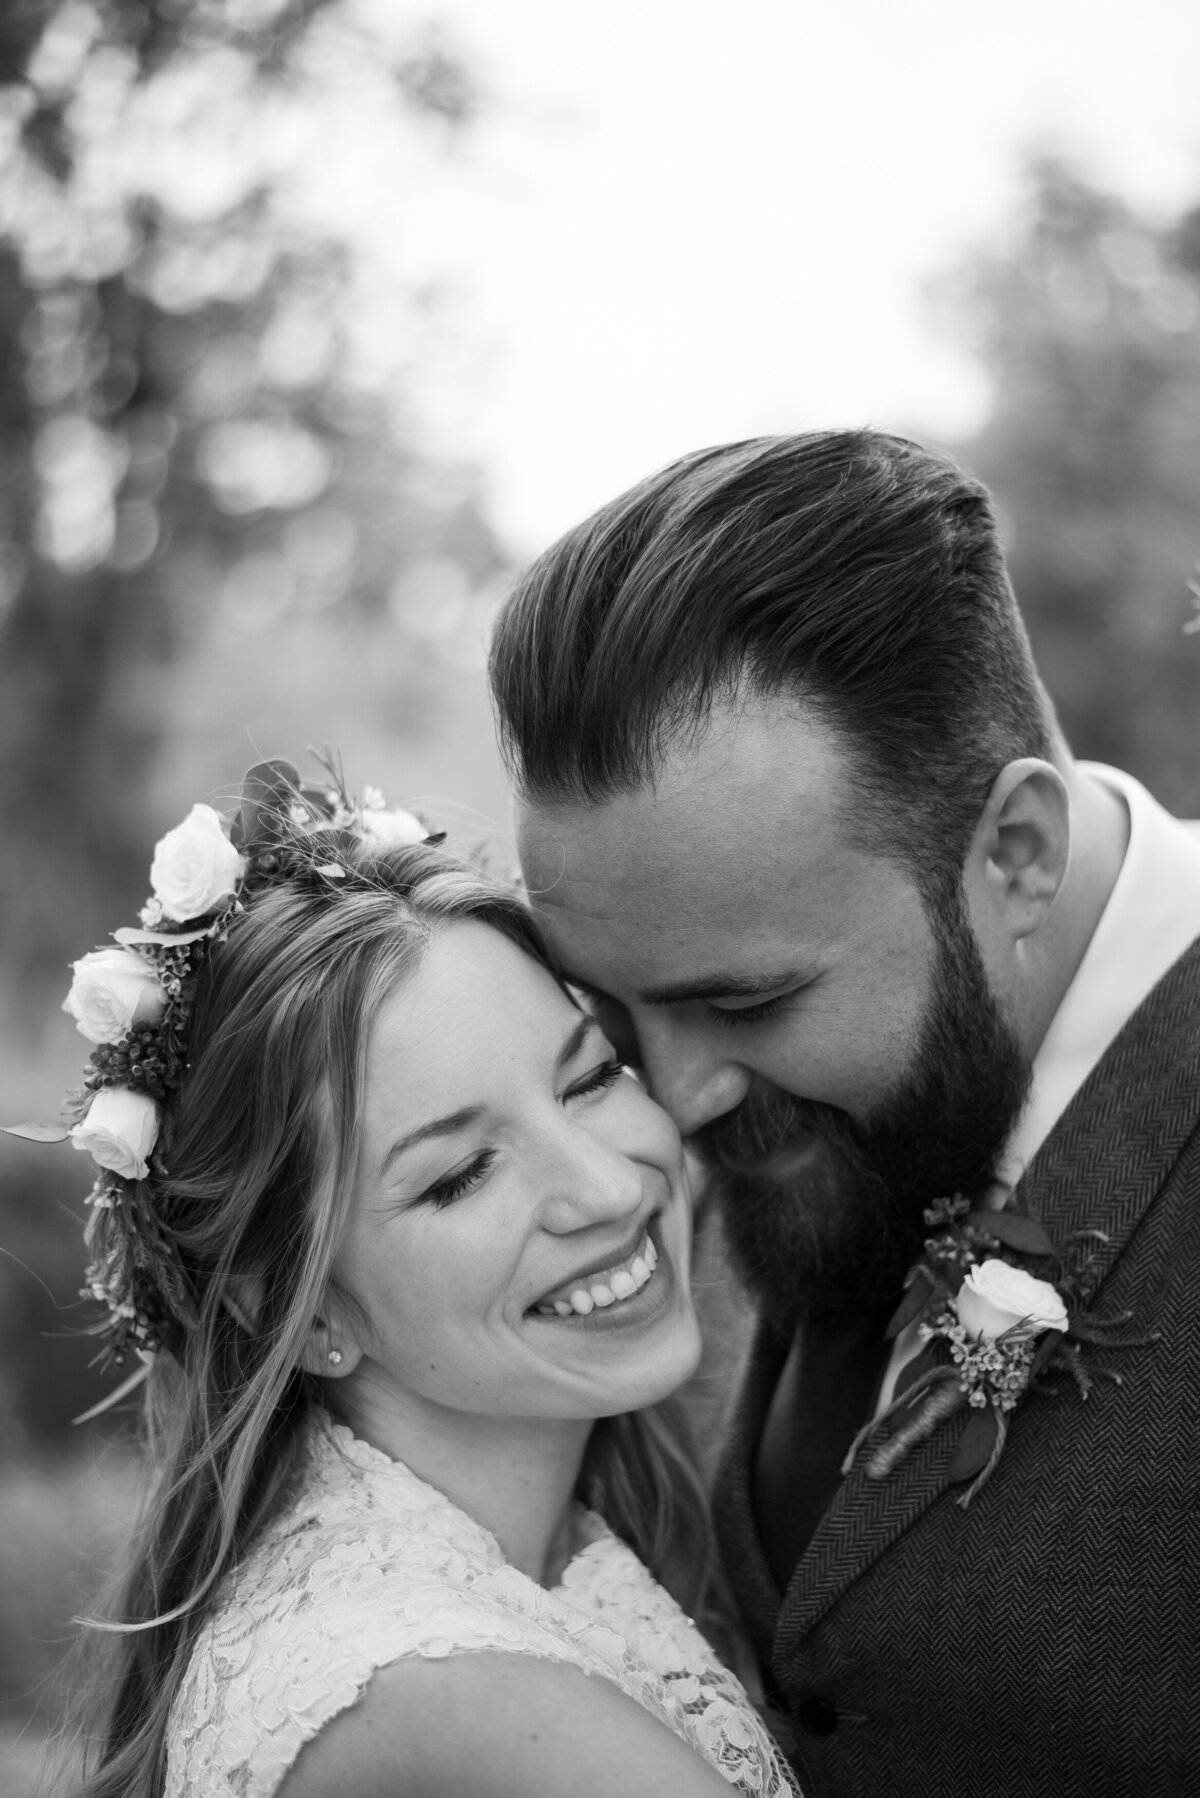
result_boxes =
[557,1012,602,1067]
[381,1105,484,1174]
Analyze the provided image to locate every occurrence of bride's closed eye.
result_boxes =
[563,1059,624,1101]
[421,1150,497,1209]
[417,1061,623,1209]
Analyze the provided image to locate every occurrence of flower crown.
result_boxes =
[4,752,439,1377]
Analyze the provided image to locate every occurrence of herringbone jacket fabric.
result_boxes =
[715,934,1200,1798]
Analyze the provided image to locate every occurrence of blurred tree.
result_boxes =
[0,0,509,1455]
[0,0,495,994]
[933,152,1200,813]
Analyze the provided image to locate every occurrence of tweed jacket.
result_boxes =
[714,933,1200,1798]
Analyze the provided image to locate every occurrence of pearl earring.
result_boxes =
[327,1348,343,1366]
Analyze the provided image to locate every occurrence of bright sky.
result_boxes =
[370,0,1200,555]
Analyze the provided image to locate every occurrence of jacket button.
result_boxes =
[795,1697,838,1736]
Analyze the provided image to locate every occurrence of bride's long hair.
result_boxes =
[74,839,722,1798]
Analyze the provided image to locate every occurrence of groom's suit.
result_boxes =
[715,932,1200,1798]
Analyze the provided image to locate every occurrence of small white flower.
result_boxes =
[62,947,166,1045]
[954,1258,1068,1342]
[149,803,244,922]
[358,806,428,847]
[70,1088,159,1182]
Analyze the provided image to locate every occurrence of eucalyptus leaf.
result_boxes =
[967,1208,1060,1260]
[114,924,215,948]
[1030,1327,1066,1377]
[886,1267,935,1338]
[893,1340,941,1402]
[233,759,303,850]
[949,1404,999,1482]
[2,1122,72,1143]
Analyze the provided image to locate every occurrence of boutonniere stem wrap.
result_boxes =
[842,1195,1157,1507]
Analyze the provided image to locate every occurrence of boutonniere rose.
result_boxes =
[843,1196,1155,1506]
[954,1259,1069,1341]
[150,804,244,922]
[70,1087,159,1181]
[62,947,166,1045]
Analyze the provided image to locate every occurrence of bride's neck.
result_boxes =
[340,1381,593,1587]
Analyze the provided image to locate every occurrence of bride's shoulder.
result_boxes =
[165,1428,533,1797]
[276,1648,741,1798]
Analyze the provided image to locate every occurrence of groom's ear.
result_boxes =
[966,758,1070,944]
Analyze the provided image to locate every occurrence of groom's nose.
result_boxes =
[631,1010,753,1138]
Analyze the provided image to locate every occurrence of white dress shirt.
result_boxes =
[876,763,1200,1414]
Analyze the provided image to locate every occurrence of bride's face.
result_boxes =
[330,920,701,1435]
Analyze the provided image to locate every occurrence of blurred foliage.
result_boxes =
[0,0,496,997]
[934,152,1200,812]
[0,0,510,1550]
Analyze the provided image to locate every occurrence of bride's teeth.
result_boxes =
[535,1229,661,1318]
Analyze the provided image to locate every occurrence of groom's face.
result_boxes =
[516,697,1031,1326]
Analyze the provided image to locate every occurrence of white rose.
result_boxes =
[954,1258,1068,1341]
[70,1088,159,1181]
[149,803,244,921]
[359,806,428,847]
[62,947,166,1044]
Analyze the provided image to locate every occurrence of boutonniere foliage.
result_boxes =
[843,1196,1156,1506]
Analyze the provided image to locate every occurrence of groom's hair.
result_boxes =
[489,430,1057,904]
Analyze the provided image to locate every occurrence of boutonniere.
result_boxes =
[842,1195,1156,1506]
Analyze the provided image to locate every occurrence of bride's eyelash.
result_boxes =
[423,1150,496,1209]
[566,1059,624,1098]
[709,993,793,1029]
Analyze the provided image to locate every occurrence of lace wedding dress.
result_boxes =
[164,1421,796,1796]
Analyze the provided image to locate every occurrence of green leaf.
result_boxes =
[949,1404,999,1483]
[2,1122,72,1143]
[1029,1327,1066,1377]
[893,1340,941,1402]
[886,1268,935,1338]
[233,759,303,850]
[966,1208,1059,1260]
[114,924,216,948]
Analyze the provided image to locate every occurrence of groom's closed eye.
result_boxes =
[635,969,811,1012]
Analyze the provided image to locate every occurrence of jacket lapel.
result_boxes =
[770,931,1200,1661]
[1013,933,1200,1297]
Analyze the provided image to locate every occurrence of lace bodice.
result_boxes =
[165,1422,797,1797]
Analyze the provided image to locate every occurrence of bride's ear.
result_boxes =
[299,1298,364,1379]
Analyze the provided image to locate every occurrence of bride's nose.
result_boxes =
[535,1117,646,1233]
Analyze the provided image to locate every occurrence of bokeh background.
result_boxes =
[2,0,1199,1787]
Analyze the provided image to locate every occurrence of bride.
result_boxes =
[28,758,796,1798]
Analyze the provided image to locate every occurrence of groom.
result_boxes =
[489,432,1200,1797]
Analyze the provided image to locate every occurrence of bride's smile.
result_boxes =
[328,918,702,1434]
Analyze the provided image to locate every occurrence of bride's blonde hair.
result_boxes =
[74,837,722,1798]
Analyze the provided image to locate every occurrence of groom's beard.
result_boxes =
[695,896,1032,1334]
